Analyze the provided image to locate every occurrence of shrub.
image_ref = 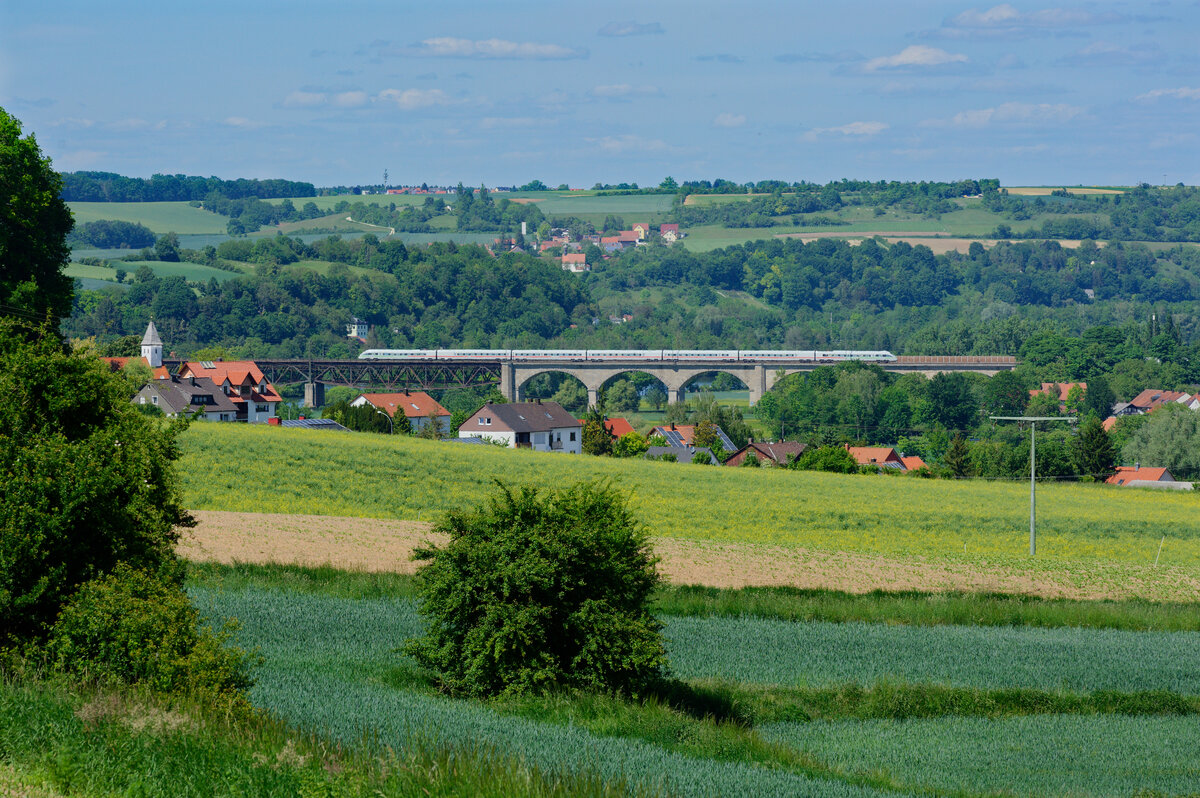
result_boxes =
[0,319,192,646]
[791,445,859,474]
[406,481,666,698]
[49,565,255,704]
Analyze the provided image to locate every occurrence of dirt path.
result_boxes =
[182,511,1200,601]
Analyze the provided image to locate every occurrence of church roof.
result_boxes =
[141,321,163,347]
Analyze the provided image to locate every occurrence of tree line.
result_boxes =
[60,171,315,202]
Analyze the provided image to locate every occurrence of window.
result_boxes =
[139,396,146,404]
[569,431,576,442]
[256,404,268,413]
[151,396,158,405]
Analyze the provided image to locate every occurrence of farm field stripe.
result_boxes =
[187,561,1200,632]
[760,715,1200,797]
[181,507,1200,603]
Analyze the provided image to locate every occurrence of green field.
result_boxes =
[180,578,1200,798]
[179,424,1200,600]
[68,259,243,284]
[68,201,228,234]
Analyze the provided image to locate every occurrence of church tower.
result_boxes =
[141,320,163,368]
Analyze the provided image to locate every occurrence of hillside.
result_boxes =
[178,424,1200,601]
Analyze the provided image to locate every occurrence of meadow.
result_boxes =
[66,259,241,284]
[178,424,1200,589]
[67,201,228,234]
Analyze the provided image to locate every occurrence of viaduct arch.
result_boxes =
[500,357,1015,407]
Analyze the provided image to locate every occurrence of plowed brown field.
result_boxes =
[182,511,1200,601]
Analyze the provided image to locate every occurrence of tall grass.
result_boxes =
[0,679,646,798]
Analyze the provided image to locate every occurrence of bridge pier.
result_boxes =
[500,363,516,402]
[587,387,599,408]
[303,381,326,408]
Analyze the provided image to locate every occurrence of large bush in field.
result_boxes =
[0,318,192,646]
[406,481,666,697]
[49,565,255,704]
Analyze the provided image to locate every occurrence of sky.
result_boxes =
[4,1,1199,188]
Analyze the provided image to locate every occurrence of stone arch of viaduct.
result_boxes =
[500,361,1014,407]
[502,362,798,407]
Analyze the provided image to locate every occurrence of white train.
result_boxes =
[358,349,897,363]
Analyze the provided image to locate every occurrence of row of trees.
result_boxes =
[60,171,315,202]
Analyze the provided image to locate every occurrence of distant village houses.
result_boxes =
[459,400,582,453]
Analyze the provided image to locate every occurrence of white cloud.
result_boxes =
[376,88,451,110]
[591,83,661,98]
[284,90,327,108]
[333,91,368,108]
[802,121,888,141]
[928,4,1126,38]
[1067,41,1161,65]
[931,102,1083,127]
[713,113,747,128]
[480,117,541,129]
[597,21,664,37]
[223,116,264,128]
[1138,87,1200,101]
[864,45,967,71]
[588,134,671,154]
[411,37,585,60]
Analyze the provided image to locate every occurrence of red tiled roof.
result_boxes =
[600,236,620,244]
[562,253,587,264]
[357,391,449,419]
[616,231,639,242]
[179,361,282,403]
[901,455,927,471]
[1106,466,1172,485]
[605,417,636,438]
[1102,416,1118,432]
[1129,389,1189,410]
[846,446,903,465]
[659,223,679,233]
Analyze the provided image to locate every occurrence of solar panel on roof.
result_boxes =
[279,418,349,431]
[200,361,216,369]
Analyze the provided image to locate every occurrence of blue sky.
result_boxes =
[4,1,1199,188]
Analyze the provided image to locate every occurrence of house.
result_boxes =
[134,375,237,421]
[1029,382,1086,411]
[846,445,905,470]
[1127,389,1191,414]
[576,416,636,439]
[459,400,582,453]
[659,223,681,242]
[630,222,651,240]
[725,441,806,467]
[1106,465,1175,486]
[561,253,590,273]
[350,391,451,434]
[176,360,281,423]
[646,446,719,464]
[901,455,928,471]
[346,317,370,339]
[651,423,737,454]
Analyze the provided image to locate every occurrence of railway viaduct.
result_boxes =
[214,354,1015,407]
[501,355,1016,407]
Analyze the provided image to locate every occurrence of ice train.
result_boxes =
[358,349,896,363]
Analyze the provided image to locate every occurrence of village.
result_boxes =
[111,320,1190,490]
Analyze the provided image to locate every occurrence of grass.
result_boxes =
[178,425,1200,582]
[0,678,646,798]
[67,259,242,283]
[761,714,1200,797]
[68,201,228,234]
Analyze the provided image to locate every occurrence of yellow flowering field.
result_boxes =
[179,424,1200,573]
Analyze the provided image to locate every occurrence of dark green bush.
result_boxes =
[406,481,666,698]
[49,565,255,705]
[0,318,193,646]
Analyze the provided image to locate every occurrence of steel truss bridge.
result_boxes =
[166,355,1015,407]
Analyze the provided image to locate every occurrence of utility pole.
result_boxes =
[989,416,1076,555]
